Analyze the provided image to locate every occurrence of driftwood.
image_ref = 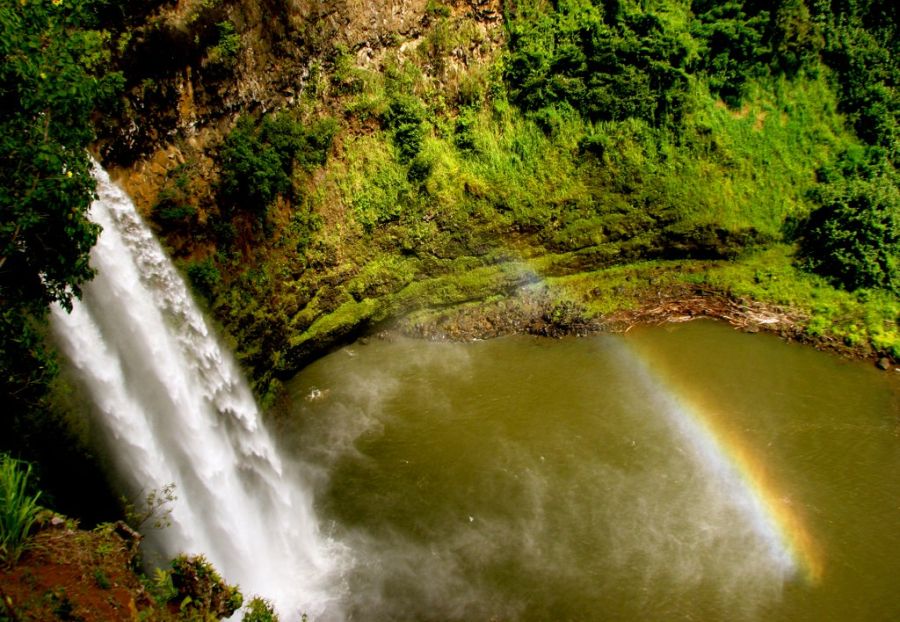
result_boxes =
[612,290,806,336]
[393,285,899,365]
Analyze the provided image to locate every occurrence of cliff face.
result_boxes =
[95,0,516,401]
[100,0,504,287]
[102,0,499,212]
[93,0,898,401]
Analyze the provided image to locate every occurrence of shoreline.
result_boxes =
[389,287,896,371]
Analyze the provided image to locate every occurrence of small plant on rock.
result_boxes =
[122,483,177,531]
[242,596,279,622]
[169,554,243,619]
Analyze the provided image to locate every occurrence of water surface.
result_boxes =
[280,320,900,621]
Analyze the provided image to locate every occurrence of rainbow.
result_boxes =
[615,339,824,586]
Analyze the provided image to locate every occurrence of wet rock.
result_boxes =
[876,357,891,370]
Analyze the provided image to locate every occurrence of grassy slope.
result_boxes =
[162,3,897,402]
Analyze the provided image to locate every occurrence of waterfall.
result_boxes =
[50,163,342,619]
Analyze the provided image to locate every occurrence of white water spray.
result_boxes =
[51,164,343,619]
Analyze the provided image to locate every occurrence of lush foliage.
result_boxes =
[174,0,899,395]
[218,116,294,213]
[3,0,897,500]
[503,0,826,126]
[0,0,121,312]
[0,454,42,566]
[168,554,243,620]
[505,0,693,127]
[242,597,280,622]
[0,0,121,419]
[802,153,899,292]
[382,95,427,162]
[187,259,222,302]
[816,0,898,154]
[786,0,900,291]
[207,20,241,70]
[152,162,199,231]
[0,475,249,621]
[218,112,337,215]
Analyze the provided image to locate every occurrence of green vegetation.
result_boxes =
[207,20,241,69]
[0,0,122,426]
[218,112,337,217]
[242,597,279,622]
[801,154,899,293]
[0,455,42,566]
[0,469,248,621]
[123,482,177,531]
[382,95,427,163]
[153,162,200,231]
[188,259,223,302]
[168,554,244,620]
[505,0,693,126]
[3,0,895,408]
[150,0,895,400]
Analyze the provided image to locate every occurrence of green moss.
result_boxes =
[287,298,379,360]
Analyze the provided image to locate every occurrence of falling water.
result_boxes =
[50,164,342,618]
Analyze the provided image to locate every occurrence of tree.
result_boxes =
[219,112,337,214]
[505,0,691,127]
[0,0,122,417]
[801,168,900,293]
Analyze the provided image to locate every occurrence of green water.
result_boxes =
[279,320,900,621]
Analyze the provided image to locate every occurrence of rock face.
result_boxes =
[101,0,502,215]
[102,0,496,160]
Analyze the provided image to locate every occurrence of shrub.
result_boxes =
[382,96,426,162]
[691,3,770,106]
[288,208,322,256]
[207,20,241,68]
[453,109,478,153]
[146,566,178,605]
[186,259,222,302]
[152,161,203,232]
[219,113,337,213]
[258,113,337,171]
[122,483,177,531]
[169,554,243,619]
[504,2,691,127]
[425,0,451,19]
[0,454,42,566]
[219,116,290,213]
[153,201,197,225]
[93,568,111,589]
[819,4,898,153]
[294,117,339,170]
[801,171,900,293]
[407,152,434,184]
[242,596,279,622]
